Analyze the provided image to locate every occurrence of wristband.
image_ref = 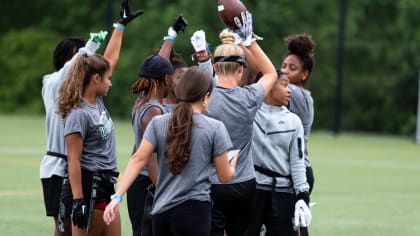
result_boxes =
[113,23,125,31]
[163,35,176,42]
[110,194,123,202]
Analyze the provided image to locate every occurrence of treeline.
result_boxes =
[0,0,419,135]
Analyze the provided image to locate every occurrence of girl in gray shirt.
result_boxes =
[104,67,237,236]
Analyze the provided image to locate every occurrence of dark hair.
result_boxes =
[165,66,213,175]
[53,37,85,71]
[169,49,188,70]
[284,33,316,80]
[133,54,173,110]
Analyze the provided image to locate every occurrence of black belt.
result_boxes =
[254,165,292,190]
[46,151,67,160]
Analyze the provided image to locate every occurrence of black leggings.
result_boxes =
[152,200,211,236]
[126,174,153,236]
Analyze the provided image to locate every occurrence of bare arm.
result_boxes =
[103,138,154,225]
[240,44,260,81]
[158,39,174,59]
[65,133,84,199]
[117,139,154,196]
[103,25,124,72]
[214,151,237,183]
[248,41,277,97]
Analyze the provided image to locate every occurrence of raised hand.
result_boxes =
[89,31,108,45]
[117,0,144,25]
[191,30,207,52]
[168,15,188,38]
[234,11,253,46]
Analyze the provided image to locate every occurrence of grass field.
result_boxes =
[0,114,419,235]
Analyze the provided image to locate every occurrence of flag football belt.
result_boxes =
[254,165,292,190]
[46,151,67,161]
[83,170,119,235]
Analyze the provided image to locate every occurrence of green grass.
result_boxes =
[1,114,419,235]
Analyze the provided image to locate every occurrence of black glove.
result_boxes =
[72,198,88,229]
[117,0,144,25]
[171,15,188,34]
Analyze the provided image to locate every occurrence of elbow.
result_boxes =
[217,170,235,183]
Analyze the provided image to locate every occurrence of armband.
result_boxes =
[113,23,125,31]
[110,194,123,203]
[163,35,176,42]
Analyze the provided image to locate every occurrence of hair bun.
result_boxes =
[284,33,316,58]
[219,31,236,45]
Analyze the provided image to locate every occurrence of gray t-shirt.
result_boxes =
[205,83,264,184]
[64,97,117,172]
[143,112,232,215]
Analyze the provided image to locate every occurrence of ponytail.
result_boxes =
[165,101,194,175]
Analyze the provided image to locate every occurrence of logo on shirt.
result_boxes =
[99,111,114,140]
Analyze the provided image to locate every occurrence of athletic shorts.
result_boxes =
[41,175,72,217]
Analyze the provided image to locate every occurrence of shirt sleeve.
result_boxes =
[64,109,88,139]
[289,116,310,194]
[198,59,218,87]
[245,83,265,110]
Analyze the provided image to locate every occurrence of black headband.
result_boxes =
[214,56,247,68]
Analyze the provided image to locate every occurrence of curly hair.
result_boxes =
[165,66,213,175]
[57,53,109,118]
[284,33,316,80]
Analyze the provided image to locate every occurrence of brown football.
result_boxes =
[218,0,247,30]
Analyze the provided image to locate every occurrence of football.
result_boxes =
[217,0,247,30]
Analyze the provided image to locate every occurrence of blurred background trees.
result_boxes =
[0,0,419,136]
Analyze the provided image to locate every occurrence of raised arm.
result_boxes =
[104,0,143,71]
[234,11,276,96]
[159,15,188,58]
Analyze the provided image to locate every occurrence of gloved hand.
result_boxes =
[72,198,88,229]
[294,199,312,228]
[117,0,144,25]
[168,15,188,38]
[234,11,253,46]
[191,30,207,52]
[89,31,108,45]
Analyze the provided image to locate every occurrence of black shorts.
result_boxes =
[80,169,117,215]
[41,175,72,217]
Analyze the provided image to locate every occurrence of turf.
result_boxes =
[0,114,419,235]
